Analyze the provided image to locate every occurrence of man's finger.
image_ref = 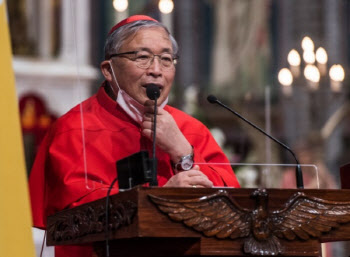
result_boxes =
[141,128,153,139]
[142,114,153,122]
[192,165,200,170]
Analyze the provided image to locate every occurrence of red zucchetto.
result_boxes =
[108,15,158,35]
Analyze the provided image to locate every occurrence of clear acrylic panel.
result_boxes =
[72,1,333,192]
[195,162,320,189]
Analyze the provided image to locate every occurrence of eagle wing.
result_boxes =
[271,192,350,240]
[149,190,251,239]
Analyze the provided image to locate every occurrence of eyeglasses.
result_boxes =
[110,50,178,70]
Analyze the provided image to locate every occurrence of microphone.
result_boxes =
[207,95,304,189]
[146,84,160,100]
[146,84,160,186]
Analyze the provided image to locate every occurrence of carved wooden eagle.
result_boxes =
[149,189,350,256]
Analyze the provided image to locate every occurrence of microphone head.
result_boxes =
[146,84,160,100]
[207,95,218,104]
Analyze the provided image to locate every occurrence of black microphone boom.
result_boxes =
[146,84,160,186]
[207,94,304,189]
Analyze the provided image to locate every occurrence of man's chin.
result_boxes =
[141,96,168,106]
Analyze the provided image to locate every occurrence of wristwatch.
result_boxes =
[174,153,194,171]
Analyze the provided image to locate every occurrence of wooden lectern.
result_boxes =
[46,166,350,257]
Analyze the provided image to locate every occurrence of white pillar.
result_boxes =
[59,0,91,65]
[75,0,90,65]
[59,0,76,62]
[211,0,234,86]
[160,12,173,35]
[25,0,39,46]
[38,0,52,58]
[113,9,129,24]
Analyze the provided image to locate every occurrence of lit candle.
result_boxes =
[304,64,320,90]
[287,49,301,77]
[278,68,293,96]
[303,50,316,64]
[159,0,174,14]
[301,36,315,52]
[329,64,345,92]
[316,47,328,76]
[113,0,128,12]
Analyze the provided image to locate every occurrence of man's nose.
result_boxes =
[147,56,162,75]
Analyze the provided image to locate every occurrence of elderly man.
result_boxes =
[29,15,240,257]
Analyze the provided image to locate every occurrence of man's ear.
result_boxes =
[100,60,113,82]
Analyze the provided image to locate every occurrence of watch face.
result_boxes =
[174,154,194,171]
[181,156,194,171]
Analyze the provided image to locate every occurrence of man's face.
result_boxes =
[110,27,175,105]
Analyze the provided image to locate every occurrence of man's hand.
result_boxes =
[163,165,213,188]
[141,101,192,162]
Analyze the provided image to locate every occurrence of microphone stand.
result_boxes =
[207,95,304,189]
[150,95,158,186]
[146,84,160,186]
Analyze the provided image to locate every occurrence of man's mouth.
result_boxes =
[142,83,163,91]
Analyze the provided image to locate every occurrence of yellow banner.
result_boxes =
[0,1,35,256]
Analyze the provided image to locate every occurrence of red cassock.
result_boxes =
[29,85,240,257]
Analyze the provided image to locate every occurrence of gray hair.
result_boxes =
[104,20,178,60]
